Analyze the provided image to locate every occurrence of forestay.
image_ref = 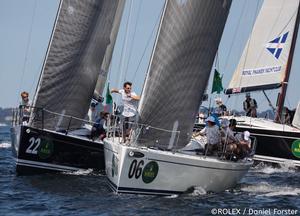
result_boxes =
[226,0,300,94]
[137,0,231,149]
[31,0,124,130]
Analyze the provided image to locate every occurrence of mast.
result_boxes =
[275,2,300,123]
[31,0,63,111]
[138,0,168,110]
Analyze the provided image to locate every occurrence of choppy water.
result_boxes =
[1,128,300,216]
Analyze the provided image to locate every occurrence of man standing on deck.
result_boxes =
[214,98,227,116]
[111,82,140,141]
[87,101,98,123]
[19,91,31,123]
[243,93,257,117]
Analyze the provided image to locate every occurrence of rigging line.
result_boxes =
[238,0,261,89]
[32,0,63,108]
[262,90,276,113]
[223,0,247,72]
[117,0,133,86]
[29,60,44,94]
[17,0,37,101]
[214,51,219,69]
[217,53,220,72]
[276,5,299,37]
[114,0,133,105]
[105,63,113,97]
[266,89,277,109]
[124,0,142,80]
[131,6,163,83]
[108,59,112,82]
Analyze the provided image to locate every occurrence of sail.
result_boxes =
[31,0,124,130]
[226,0,300,94]
[93,0,125,99]
[137,0,231,149]
[292,102,300,129]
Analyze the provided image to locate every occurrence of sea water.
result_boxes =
[0,127,299,216]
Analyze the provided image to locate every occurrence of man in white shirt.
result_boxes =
[87,102,98,123]
[111,82,140,141]
[19,91,31,123]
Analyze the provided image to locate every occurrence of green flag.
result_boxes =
[211,69,223,94]
[106,83,113,104]
[105,83,113,113]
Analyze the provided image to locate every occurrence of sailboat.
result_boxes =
[104,0,254,196]
[11,0,125,174]
[224,0,300,167]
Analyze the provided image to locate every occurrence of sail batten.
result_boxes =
[31,0,124,130]
[137,0,231,149]
[226,0,300,95]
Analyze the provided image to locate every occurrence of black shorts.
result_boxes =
[123,116,136,131]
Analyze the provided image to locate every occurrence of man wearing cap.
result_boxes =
[199,116,221,155]
[214,98,227,116]
[235,131,252,158]
[243,93,257,117]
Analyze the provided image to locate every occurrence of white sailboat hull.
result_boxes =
[104,138,253,195]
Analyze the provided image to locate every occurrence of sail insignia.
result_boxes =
[266,32,289,59]
[225,0,300,95]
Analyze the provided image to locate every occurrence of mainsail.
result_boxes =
[225,0,300,94]
[93,0,125,98]
[31,0,124,130]
[137,0,231,149]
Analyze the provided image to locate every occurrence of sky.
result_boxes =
[0,0,300,113]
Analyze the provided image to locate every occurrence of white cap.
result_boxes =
[205,116,215,123]
[244,131,250,141]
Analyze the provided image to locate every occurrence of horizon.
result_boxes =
[0,0,299,113]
